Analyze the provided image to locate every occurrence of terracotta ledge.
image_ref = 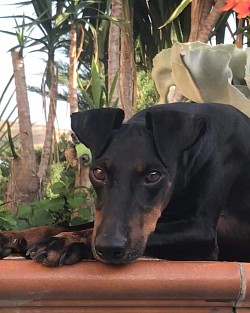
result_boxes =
[1,259,250,312]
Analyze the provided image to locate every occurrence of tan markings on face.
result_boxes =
[92,209,102,238]
[134,160,146,174]
[141,205,162,239]
[129,205,162,250]
[167,180,172,189]
[91,208,103,258]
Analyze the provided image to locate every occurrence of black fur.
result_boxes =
[72,102,250,263]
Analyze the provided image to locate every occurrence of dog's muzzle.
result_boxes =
[94,234,129,264]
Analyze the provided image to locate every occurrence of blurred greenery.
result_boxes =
[0,135,94,231]
[136,70,158,111]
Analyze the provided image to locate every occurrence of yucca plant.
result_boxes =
[0,76,19,215]
[0,75,17,156]
[78,58,119,110]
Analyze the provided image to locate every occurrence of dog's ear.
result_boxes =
[146,110,206,166]
[71,108,124,158]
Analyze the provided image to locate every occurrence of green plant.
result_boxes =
[0,152,94,230]
[45,162,72,199]
[0,75,18,157]
[0,157,95,230]
[78,58,119,109]
[0,203,17,230]
[0,147,12,202]
[16,179,94,230]
[136,70,158,111]
[0,168,8,203]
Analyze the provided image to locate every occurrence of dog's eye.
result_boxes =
[145,171,162,184]
[92,168,105,181]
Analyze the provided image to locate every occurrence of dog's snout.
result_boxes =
[95,241,127,263]
[96,244,126,262]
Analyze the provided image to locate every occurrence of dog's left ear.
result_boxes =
[71,108,124,158]
[146,110,206,166]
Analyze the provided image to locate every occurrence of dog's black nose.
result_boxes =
[95,244,126,263]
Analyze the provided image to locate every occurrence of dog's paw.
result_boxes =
[0,231,28,259]
[26,231,93,266]
[0,233,13,259]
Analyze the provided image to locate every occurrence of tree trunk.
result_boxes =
[108,0,122,106]
[37,59,58,182]
[5,48,39,212]
[67,21,91,215]
[108,0,136,120]
[68,23,78,115]
[64,145,93,221]
[188,0,213,41]
[120,0,136,121]
[189,0,226,43]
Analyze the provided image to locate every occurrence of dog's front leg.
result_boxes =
[144,219,219,261]
[0,226,67,258]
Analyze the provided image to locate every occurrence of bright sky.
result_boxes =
[0,1,71,130]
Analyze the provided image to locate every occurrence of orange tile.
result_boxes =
[0,259,243,312]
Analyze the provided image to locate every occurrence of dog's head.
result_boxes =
[71,107,205,264]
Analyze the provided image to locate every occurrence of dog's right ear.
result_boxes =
[71,108,124,158]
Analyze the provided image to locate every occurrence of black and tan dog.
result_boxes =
[1,102,250,266]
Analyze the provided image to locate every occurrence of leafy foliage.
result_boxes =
[18,156,93,230]
[136,70,158,111]
[0,163,94,231]
[133,0,191,69]
[78,58,119,109]
[0,76,18,157]
[0,203,17,230]
[16,183,93,230]
[0,153,10,203]
[0,137,94,230]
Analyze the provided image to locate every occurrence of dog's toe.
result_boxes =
[26,237,64,266]
[32,251,48,262]
[58,243,90,265]
[26,245,38,257]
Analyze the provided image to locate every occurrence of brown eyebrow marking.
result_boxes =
[134,160,146,173]
[129,204,162,249]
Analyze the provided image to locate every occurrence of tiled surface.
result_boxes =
[0,259,250,312]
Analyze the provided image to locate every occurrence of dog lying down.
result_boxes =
[1,102,250,266]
